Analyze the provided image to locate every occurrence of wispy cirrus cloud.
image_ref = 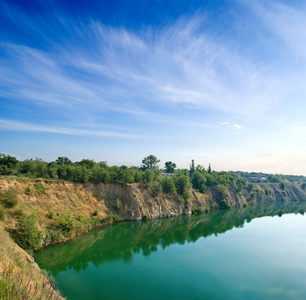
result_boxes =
[244,0,306,60]
[0,7,288,125]
[0,119,138,138]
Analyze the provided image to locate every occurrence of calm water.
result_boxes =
[34,202,306,300]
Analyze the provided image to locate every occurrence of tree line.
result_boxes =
[1,153,304,200]
[0,154,247,199]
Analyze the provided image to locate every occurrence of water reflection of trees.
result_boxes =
[35,202,306,275]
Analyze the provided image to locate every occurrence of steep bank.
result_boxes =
[0,177,305,298]
[1,178,306,229]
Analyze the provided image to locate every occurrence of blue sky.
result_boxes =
[1,0,306,175]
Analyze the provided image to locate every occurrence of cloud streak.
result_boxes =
[0,119,138,138]
[0,7,293,124]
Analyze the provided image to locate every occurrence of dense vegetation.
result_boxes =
[1,153,305,202]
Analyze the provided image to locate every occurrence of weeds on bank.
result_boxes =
[0,263,63,300]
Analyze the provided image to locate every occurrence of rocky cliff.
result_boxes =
[0,177,305,298]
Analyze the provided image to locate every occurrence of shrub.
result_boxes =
[57,215,76,232]
[47,211,55,219]
[12,214,42,251]
[178,196,185,204]
[34,182,47,194]
[24,185,32,194]
[216,184,228,198]
[114,199,122,211]
[152,183,162,197]
[92,210,98,216]
[192,207,202,214]
[0,205,6,220]
[142,215,148,220]
[76,214,83,222]
[2,187,18,208]
[210,204,219,210]
[247,183,254,192]
[103,212,123,224]
[220,199,231,209]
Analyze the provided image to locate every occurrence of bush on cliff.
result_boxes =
[2,187,18,208]
[12,214,42,251]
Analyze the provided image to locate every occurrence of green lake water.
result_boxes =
[34,202,306,300]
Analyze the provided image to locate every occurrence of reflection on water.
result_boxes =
[35,202,306,275]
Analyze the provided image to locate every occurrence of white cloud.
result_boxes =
[0,119,138,139]
[0,10,299,124]
[245,0,306,60]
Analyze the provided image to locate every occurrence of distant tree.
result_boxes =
[121,168,135,184]
[247,183,254,192]
[34,159,48,178]
[205,174,215,186]
[0,154,18,175]
[90,165,110,183]
[189,159,195,176]
[78,159,96,169]
[174,175,192,200]
[98,161,108,168]
[55,157,72,165]
[164,161,176,173]
[132,168,143,183]
[47,162,58,179]
[191,171,207,193]
[18,159,36,176]
[108,166,121,182]
[208,163,212,174]
[195,164,206,173]
[162,177,176,195]
[72,166,90,183]
[141,155,160,170]
[142,169,155,187]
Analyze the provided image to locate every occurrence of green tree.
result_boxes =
[141,155,160,170]
[191,171,207,193]
[55,157,72,165]
[142,169,155,187]
[189,159,195,176]
[34,159,48,178]
[12,214,42,251]
[90,165,110,183]
[0,154,18,175]
[72,166,90,183]
[162,177,176,195]
[47,162,58,178]
[78,159,96,169]
[195,164,206,173]
[174,175,192,199]
[164,161,176,173]
[205,173,215,186]
[121,168,135,184]
[18,159,36,176]
[152,182,162,196]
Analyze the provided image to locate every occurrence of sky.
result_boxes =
[1,0,306,175]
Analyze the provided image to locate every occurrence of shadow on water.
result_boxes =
[34,201,306,275]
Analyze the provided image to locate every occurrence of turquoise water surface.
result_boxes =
[34,202,306,300]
